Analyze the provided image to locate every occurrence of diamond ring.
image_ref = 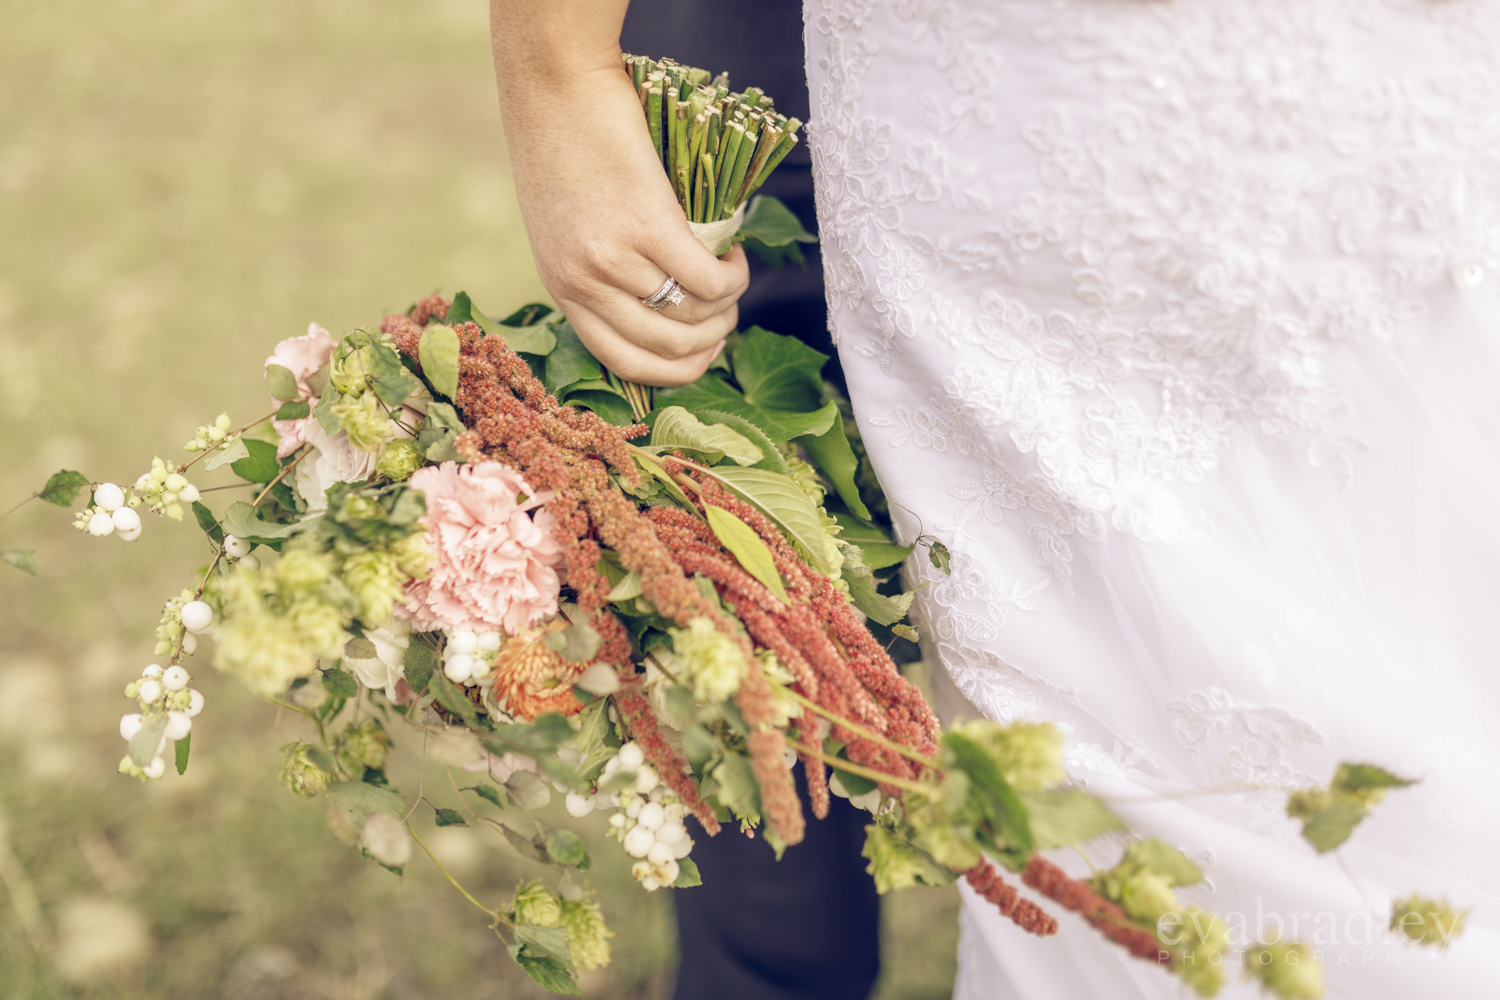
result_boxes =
[641,276,686,311]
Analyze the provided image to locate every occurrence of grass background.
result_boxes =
[0,1,959,996]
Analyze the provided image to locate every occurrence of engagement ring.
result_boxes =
[641,276,685,310]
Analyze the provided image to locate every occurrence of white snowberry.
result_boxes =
[164,711,192,741]
[443,653,474,683]
[177,484,200,503]
[180,600,213,635]
[564,792,595,818]
[112,506,141,533]
[617,742,645,770]
[237,554,258,571]
[655,821,687,847]
[623,824,655,858]
[143,756,167,780]
[137,679,163,704]
[94,483,125,512]
[164,473,188,493]
[222,535,251,559]
[180,631,197,655]
[162,665,190,691]
[671,835,694,860]
[186,689,205,717]
[87,511,115,537]
[117,525,142,542]
[448,630,477,654]
[142,664,163,678]
[575,662,621,696]
[635,765,660,795]
[476,631,501,653]
[119,714,144,741]
[636,802,666,831]
[647,840,676,865]
[608,812,626,829]
[624,797,644,819]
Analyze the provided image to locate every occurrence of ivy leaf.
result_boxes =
[650,407,763,465]
[321,668,359,699]
[656,376,838,442]
[39,470,90,508]
[797,408,871,520]
[128,714,168,767]
[418,324,461,400]
[737,195,817,248]
[192,502,225,545]
[542,320,602,396]
[433,807,468,828]
[839,543,915,626]
[704,505,789,602]
[2,549,38,575]
[368,343,419,407]
[275,400,311,421]
[712,753,761,821]
[499,302,554,328]
[230,439,281,484]
[545,828,587,866]
[559,381,635,426]
[265,363,300,401]
[203,437,250,472]
[403,634,437,694]
[175,733,191,775]
[542,622,604,663]
[1017,789,1125,849]
[732,326,826,413]
[696,410,790,473]
[493,301,559,355]
[674,857,703,887]
[711,466,835,574]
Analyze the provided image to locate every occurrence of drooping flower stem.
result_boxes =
[783,737,933,796]
[778,685,939,770]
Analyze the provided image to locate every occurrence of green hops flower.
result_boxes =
[280,742,331,798]
[860,824,953,894]
[331,392,395,453]
[904,784,982,872]
[560,894,614,971]
[951,719,1066,791]
[1244,939,1324,1000]
[336,493,388,526]
[284,596,350,660]
[329,343,374,394]
[1390,896,1468,949]
[668,617,748,705]
[276,547,335,593]
[1175,907,1230,998]
[1120,870,1180,924]
[509,881,563,928]
[334,719,389,777]
[341,548,405,625]
[784,455,826,505]
[217,605,318,696]
[375,438,424,482]
[390,531,434,580]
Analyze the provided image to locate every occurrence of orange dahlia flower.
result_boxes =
[492,622,585,720]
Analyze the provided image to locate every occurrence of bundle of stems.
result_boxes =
[624,53,802,225]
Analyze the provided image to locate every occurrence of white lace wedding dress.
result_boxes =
[803,2,1500,996]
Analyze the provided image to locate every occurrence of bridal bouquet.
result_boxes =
[2,57,1465,1000]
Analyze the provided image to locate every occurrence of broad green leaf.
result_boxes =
[443,290,475,327]
[313,378,340,434]
[417,401,466,463]
[469,784,505,808]
[512,925,580,993]
[321,668,359,699]
[697,410,790,473]
[221,501,309,542]
[683,725,716,769]
[487,713,575,758]
[713,752,761,821]
[499,302,555,328]
[562,388,635,426]
[230,439,281,483]
[607,570,644,603]
[513,952,581,995]
[323,780,407,824]
[651,406,763,466]
[276,399,311,421]
[542,623,604,663]
[403,633,437,694]
[545,828,587,866]
[203,437,250,472]
[890,623,920,643]
[656,376,839,441]
[418,324,461,399]
[941,730,1034,862]
[1334,763,1415,792]
[797,408,871,520]
[830,767,878,798]
[265,363,300,401]
[506,324,559,356]
[2,549,38,575]
[704,505,789,602]
[665,685,696,720]
[430,672,486,731]
[433,807,468,827]
[1121,839,1206,886]
[128,714,169,767]
[572,698,612,756]
[733,326,827,413]
[737,195,817,248]
[839,543,915,626]
[368,343,419,407]
[1017,789,1125,849]
[1298,798,1370,854]
[175,733,191,775]
[39,470,89,508]
[543,320,602,395]
[711,466,835,574]
[505,771,552,810]
[674,857,703,887]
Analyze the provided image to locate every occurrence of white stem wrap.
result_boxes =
[686,203,746,257]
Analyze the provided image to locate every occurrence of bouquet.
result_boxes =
[2,58,1466,1000]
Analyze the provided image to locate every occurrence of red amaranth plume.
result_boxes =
[1022,856,1168,963]
[966,862,1057,936]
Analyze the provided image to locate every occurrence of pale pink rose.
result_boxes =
[403,461,563,635]
[267,322,335,458]
[295,419,377,513]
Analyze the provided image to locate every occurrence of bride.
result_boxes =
[492,1,1499,996]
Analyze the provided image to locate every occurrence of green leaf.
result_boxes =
[542,622,604,663]
[1017,789,1125,849]
[265,363,300,401]
[221,501,309,543]
[674,857,703,887]
[486,713,574,756]
[704,505,789,602]
[712,753,761,821]
[191,501,225,545]
[831,768,878,798]
[469,784,505,808]
[651,406,763,465]
[39,470,90,508]
[203,437,250,472]
[443,291,475,327]
[175,734,191,775]
[890,623,919,643]
[368,343,419,407]
[1300,798,1370,853]
[543,320,602,395]
[499,302,555,329]
[696,411,791,474]
[711,466,835,574]
[839,543,915,626]
[607,570,644,603]
[433,807,468,828]
[275,400,311,421]
[2,549,38,575]
[683,725,716,769]
[545,828,587,867]
[1334,763,1416,792]
[562,387,635,426]
[418,324,461,399]
[417,401,466,463]
[491,301,559,354]
[127,714,169,768]
[737,195,817,248]
[732,326,827,413]
[430,672,486,730]
[941,730,1034,862]
[797,408,871,520]
[230,439,281,483]
[929,540,952,574]
[323,780,407,825]
[313,378,340,434]
[321,668,359,699]
[634,454,695,508]
[511,926,581,995]
[1120,839,1205,886]
[403,633,437,694]
[505,771,552,811]
[656,376,839,441]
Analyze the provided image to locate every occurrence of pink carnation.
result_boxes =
[403,461,564,635]
[267,322,335,458]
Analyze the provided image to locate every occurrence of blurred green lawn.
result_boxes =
[0,1,958,997]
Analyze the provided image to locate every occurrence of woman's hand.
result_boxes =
[491,0,749,386]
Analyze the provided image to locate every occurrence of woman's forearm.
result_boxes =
[491,0,629,112]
